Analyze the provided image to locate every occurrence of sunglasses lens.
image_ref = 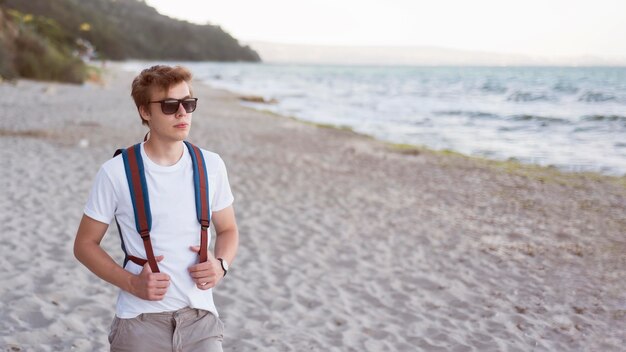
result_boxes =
[161,100,180,114]
[181,99,197,113]
[157,98,197,114]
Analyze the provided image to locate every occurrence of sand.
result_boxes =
[1,64,625,351]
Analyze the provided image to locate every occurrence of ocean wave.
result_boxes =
[580,114,626,122]
[572,126,601,133]
[577,91,616,102]
[498,125,529,132]
[433,110,500,119]
[433,110,464,116]
[508,114,570,124]
[552,82,579,94]
[507,91,554,102]
[409,118,432,126]
[480,81,507,93]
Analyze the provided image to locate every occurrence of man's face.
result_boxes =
[141,81,193,142]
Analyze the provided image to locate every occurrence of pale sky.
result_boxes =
[145,0,626,58]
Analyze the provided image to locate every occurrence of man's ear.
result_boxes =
[139,105,152,123]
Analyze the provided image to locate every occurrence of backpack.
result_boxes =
[112,140,211,273]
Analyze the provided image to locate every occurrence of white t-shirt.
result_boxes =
[84,142,234,318]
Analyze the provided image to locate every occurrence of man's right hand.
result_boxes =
[129,255,170,301]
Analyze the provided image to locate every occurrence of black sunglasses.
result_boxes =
[149,98,198,115]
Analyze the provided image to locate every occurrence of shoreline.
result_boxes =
[1,65,625,351]
[181,61,626,179]
[236,101,626,191]
[194,72,626,184]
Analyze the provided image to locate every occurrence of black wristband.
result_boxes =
[218,258,228,277]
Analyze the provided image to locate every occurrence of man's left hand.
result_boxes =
[188,246,224,290]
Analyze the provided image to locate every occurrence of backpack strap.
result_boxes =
[121,143,160,273]
[114,141,211,273]
[184,141,211,264]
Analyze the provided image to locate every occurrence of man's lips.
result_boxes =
[174,123,188,128]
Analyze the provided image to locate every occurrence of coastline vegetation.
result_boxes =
[0,8,87,83]
[386,141,626,190]
[0,0,260,83]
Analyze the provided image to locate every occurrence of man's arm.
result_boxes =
[73,214,170,300]
[212,205,239,267]
[188,205,239,289]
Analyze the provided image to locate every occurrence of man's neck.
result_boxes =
[144,137,185,167]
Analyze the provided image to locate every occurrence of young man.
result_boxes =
[74,65,239,352]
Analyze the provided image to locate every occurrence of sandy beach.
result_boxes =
[1,64,625,351]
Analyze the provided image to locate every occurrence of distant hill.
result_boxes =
[246,41,626,67]
[3,0,260,62]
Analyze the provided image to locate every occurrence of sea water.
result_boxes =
[125,62,626,176]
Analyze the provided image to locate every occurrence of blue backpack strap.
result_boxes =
[120,143,160,273]
[184,141,211,263]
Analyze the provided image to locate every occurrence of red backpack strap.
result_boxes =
[121,143,160,273]
[184,141,211,263]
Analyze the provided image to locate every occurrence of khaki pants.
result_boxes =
[108,307,224,352]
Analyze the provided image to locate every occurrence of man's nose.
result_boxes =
[175,102,187,117]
